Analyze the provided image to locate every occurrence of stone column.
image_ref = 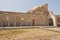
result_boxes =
[8,22,10,27]
[14,22,16,26]
[53,16,57,26]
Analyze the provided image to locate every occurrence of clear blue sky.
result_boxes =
[0,0,60,15]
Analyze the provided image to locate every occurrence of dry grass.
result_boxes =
[0,28,60,40]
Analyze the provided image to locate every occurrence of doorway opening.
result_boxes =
[32,19,35,26]
[49,18,53,26]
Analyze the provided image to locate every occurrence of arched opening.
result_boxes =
[32,19,35,26]
[49,18,53,26]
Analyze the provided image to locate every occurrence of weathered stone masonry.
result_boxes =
[0,4,59,27]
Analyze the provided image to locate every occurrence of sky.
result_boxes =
[0,0,60,15]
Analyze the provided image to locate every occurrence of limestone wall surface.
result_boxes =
[0,4,52,27]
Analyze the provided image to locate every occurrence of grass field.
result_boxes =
[0,27,60,40]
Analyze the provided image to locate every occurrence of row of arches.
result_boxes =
[0,19,54,27]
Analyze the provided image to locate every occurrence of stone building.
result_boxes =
[55,15,60,26]
[0,4,59,27]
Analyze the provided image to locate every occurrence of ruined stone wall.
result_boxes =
[28,4,51,26]
[55,15,60,26]
[0,4,51,27]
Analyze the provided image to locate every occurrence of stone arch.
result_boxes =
[49,11,57,26]
[49,18,53,26]
[32,19,35,26]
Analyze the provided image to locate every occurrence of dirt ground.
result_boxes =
[0,27,60,40]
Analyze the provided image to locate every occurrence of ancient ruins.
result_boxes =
[0,4,59,27]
